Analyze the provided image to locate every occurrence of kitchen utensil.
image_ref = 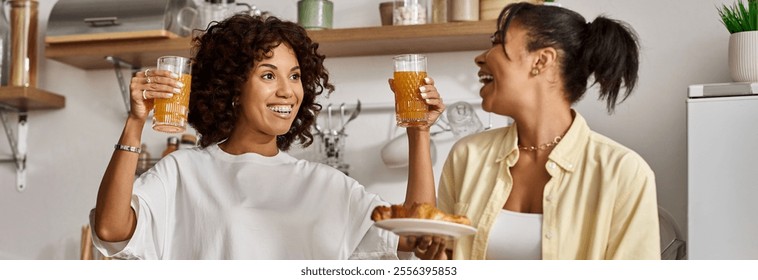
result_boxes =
[313,116,323,135]
[339,100,361,134]
[339,102,345,131]
[326,103,333,133]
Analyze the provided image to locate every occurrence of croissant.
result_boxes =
[371,203,472,226]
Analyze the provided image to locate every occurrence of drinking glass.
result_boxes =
[392,54,428,127]
[152,56,192,133]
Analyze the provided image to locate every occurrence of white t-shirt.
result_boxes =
[91,144,399,260]
[486,209,542,260]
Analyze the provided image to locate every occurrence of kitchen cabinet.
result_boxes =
[44,20,497,70]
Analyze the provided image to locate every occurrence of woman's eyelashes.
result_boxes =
[260,72,300,81]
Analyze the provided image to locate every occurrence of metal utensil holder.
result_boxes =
[317,132,349,174]
[313,100,361,175]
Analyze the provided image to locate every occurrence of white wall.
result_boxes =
[0,0,734,259]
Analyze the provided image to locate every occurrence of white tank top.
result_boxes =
[486,209,543,260]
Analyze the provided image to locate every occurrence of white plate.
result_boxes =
[374,218,477,238]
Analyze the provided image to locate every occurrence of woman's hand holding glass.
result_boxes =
[388,76,445,131]
[128,69,183,121]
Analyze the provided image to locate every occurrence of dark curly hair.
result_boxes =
[188,15,334,150]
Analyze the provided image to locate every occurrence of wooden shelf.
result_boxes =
[45,20,497,70]
[308,20,495,57]
[0,86,66,111]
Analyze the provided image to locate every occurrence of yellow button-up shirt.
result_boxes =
[438,112,660,260]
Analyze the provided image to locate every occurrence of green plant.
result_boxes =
[718,0,758,33]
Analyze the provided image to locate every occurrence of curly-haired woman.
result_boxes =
[90,15,442,259]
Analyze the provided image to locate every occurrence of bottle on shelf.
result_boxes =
[162,136,180,157]
[136,143,151,175]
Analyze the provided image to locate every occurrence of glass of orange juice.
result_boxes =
[392,54,427,127]
[152,56,192,133]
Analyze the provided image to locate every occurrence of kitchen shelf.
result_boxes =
[0,86,65,192]
[44,20,497,70]
[0,86,66,110]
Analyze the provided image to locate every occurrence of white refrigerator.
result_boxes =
[687,82,758,259]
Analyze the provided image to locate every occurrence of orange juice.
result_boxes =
[153,73,192,133]
[393,71,428,127]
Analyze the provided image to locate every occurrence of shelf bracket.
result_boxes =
[105,56,139,114]
[0,104,28,192]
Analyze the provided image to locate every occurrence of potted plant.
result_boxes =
[718,0,758,82]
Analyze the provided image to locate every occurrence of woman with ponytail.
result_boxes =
[411,3,660,260]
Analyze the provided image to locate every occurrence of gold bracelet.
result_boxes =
[114,144,141,154]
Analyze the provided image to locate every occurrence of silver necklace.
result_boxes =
[518,136,562,152]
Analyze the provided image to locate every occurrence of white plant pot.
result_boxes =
[728,31,758,82]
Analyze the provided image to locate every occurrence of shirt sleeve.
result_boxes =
[343,178,400,260]
[89,171,169,260]
[606,154,661,260]
[349,225,400,260]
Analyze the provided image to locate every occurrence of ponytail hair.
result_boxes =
[581,17,639,112]
[496,3,640,113]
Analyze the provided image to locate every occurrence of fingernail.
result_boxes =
[166,93,174,98]
[420,93,428,98]
[173,88,181,94]
[419,86,428,93]
[424,77,431,83]
[177,81,185,88]
[171,73,180,79]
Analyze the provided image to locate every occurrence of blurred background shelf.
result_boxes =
[0,86,66,111]
[45,20,496,70]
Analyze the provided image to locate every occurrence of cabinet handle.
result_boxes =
[84,17,119,27]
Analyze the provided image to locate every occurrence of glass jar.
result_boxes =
[431,0,449,23]
[8,0,38,87]
[199,0,235,28]
[393,0,427,25]
[0,0,10,86]
[297,0,333,30]
[450,0,479,22]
